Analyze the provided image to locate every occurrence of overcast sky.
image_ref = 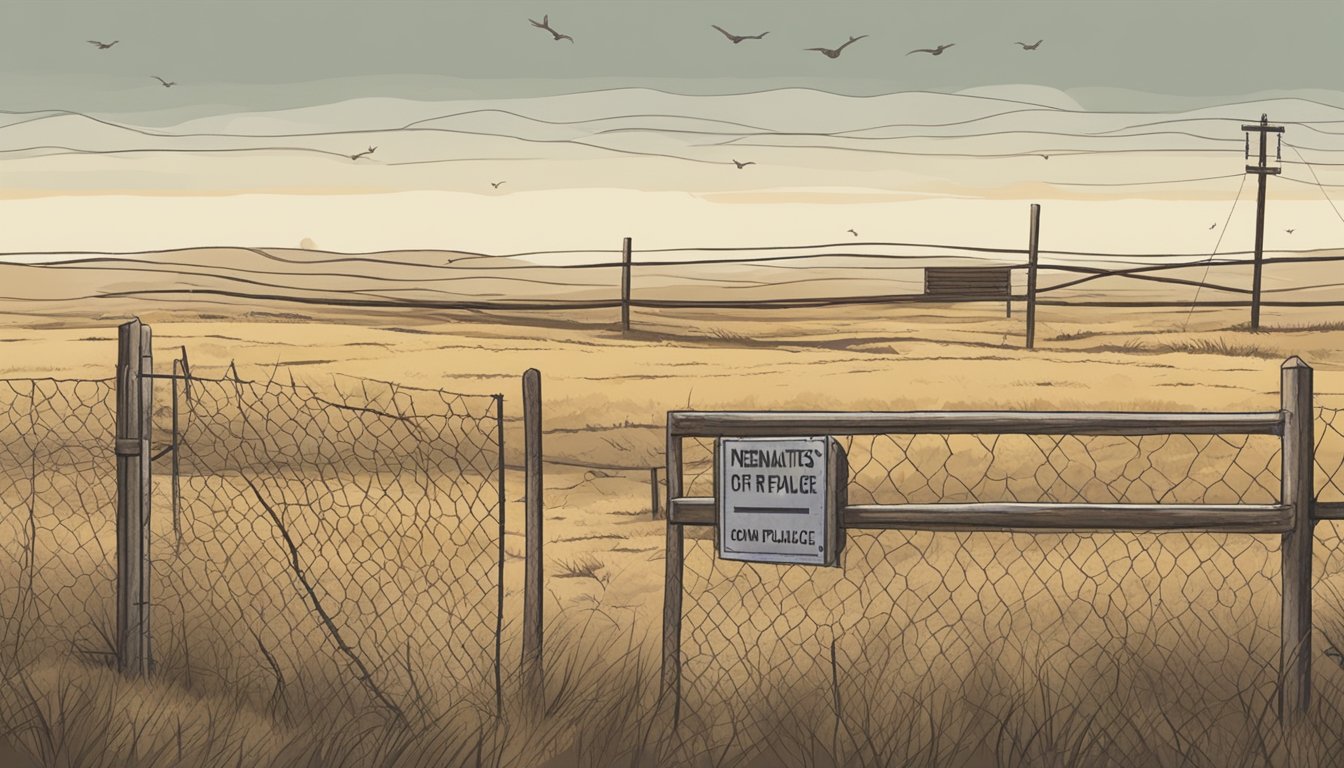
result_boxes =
[0,0,1340,113]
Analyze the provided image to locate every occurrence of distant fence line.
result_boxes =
[4,216,1344,341]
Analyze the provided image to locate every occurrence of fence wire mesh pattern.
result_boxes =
[148,371,503,717]
[676,432,1285,736]
[1312,401,1344,693]
[0,378,118,670]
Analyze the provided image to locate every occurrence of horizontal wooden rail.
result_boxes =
[669,497,1291,533]
[1315,501,1344,520]
[668,410,1284,438]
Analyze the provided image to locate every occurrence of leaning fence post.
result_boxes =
[522,368,544,703]
[1280,356,1313,722]
[115,318,152,677]
[1025,203,1040,349]
[661,417,684,725]
[621,236,633,333]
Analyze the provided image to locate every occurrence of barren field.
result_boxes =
[7,299,1344,767]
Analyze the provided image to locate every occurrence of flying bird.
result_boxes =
[1015,40,1043,50]
[712,25,768,44]
[151,76,176,88]
[1287,228,1295,234]
[491,181,506,189]
[908,43,955,56]
[731,159,755,169]
[805,35,867,59]
[529,14,573,42]
[847,229,858,237]
[1209,223,1217,230]
[87,40,118,50]
[350,146,377,161]
[1040,154,1050,160]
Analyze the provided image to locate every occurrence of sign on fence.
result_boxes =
[715,436,846,566]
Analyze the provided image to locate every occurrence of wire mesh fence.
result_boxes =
[1311,401,1344,683]
[147,367,505,719]
[0,378,118,671]
[675,430,1287,738]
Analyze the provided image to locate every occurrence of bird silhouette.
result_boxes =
[847,229,858,237]
[87,40,119,50]
[1040,154,1050,160]
[1015,40,1043,50]
[1209,223,1217,230]
[491,181,506,189]
[908,43,955,56]
[529,14,573,42]
[805,35,867,59]
[731,159,755,169]
[1287,228,1295,234]
[151,76,176,88]
[350,146,377,161]
[712,25,768,44]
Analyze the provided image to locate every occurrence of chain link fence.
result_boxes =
[0,378,119,671]
[146,367,505,719]
[675,429,1287,739]
[0,354,507,725]
[1311,401,1344,689]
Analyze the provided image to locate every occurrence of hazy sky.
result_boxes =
[0,0,1340,112]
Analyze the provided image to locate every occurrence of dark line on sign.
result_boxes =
[731,506,812,515]
[723,547,821,556]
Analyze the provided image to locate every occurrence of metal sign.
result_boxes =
[715,436,846,566]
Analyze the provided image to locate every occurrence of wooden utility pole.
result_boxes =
[1243,114,1284,330]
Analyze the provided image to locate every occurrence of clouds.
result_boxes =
[0,0,1339,113]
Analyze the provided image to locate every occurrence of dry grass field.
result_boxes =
[6,295,1344,767]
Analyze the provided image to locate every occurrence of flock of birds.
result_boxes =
[1209,222,1297,235]
[82,25,1302,242]
[529,16,1043,60]
[83,19,1048,187]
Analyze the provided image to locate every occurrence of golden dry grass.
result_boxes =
[5,299,1344,766]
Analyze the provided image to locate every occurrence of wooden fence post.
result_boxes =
[621,237,633,333]
[115,319,152,676]
[661,421,684,725]
[522,369,543,703]
[650,467,661,519]
[1025,203,1040,350]
[1280,356,1313,722]
[171,357,182,556]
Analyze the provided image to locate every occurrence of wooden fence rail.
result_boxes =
[660,356,1316,725]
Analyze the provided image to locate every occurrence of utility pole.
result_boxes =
[1243,113,1283,330]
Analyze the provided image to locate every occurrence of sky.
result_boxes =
[0,0,1340,114]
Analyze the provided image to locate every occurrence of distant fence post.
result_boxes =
[661,419,684,725]
[1280,356,1313,722]
[522,368,544,703]
[1025,203,1041,349]
[650,466,661,519]
[621,237,633,333]
[115,318,152,677]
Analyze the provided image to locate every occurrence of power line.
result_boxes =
[1284,141,1344,230]
[1182,172,1250,331]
